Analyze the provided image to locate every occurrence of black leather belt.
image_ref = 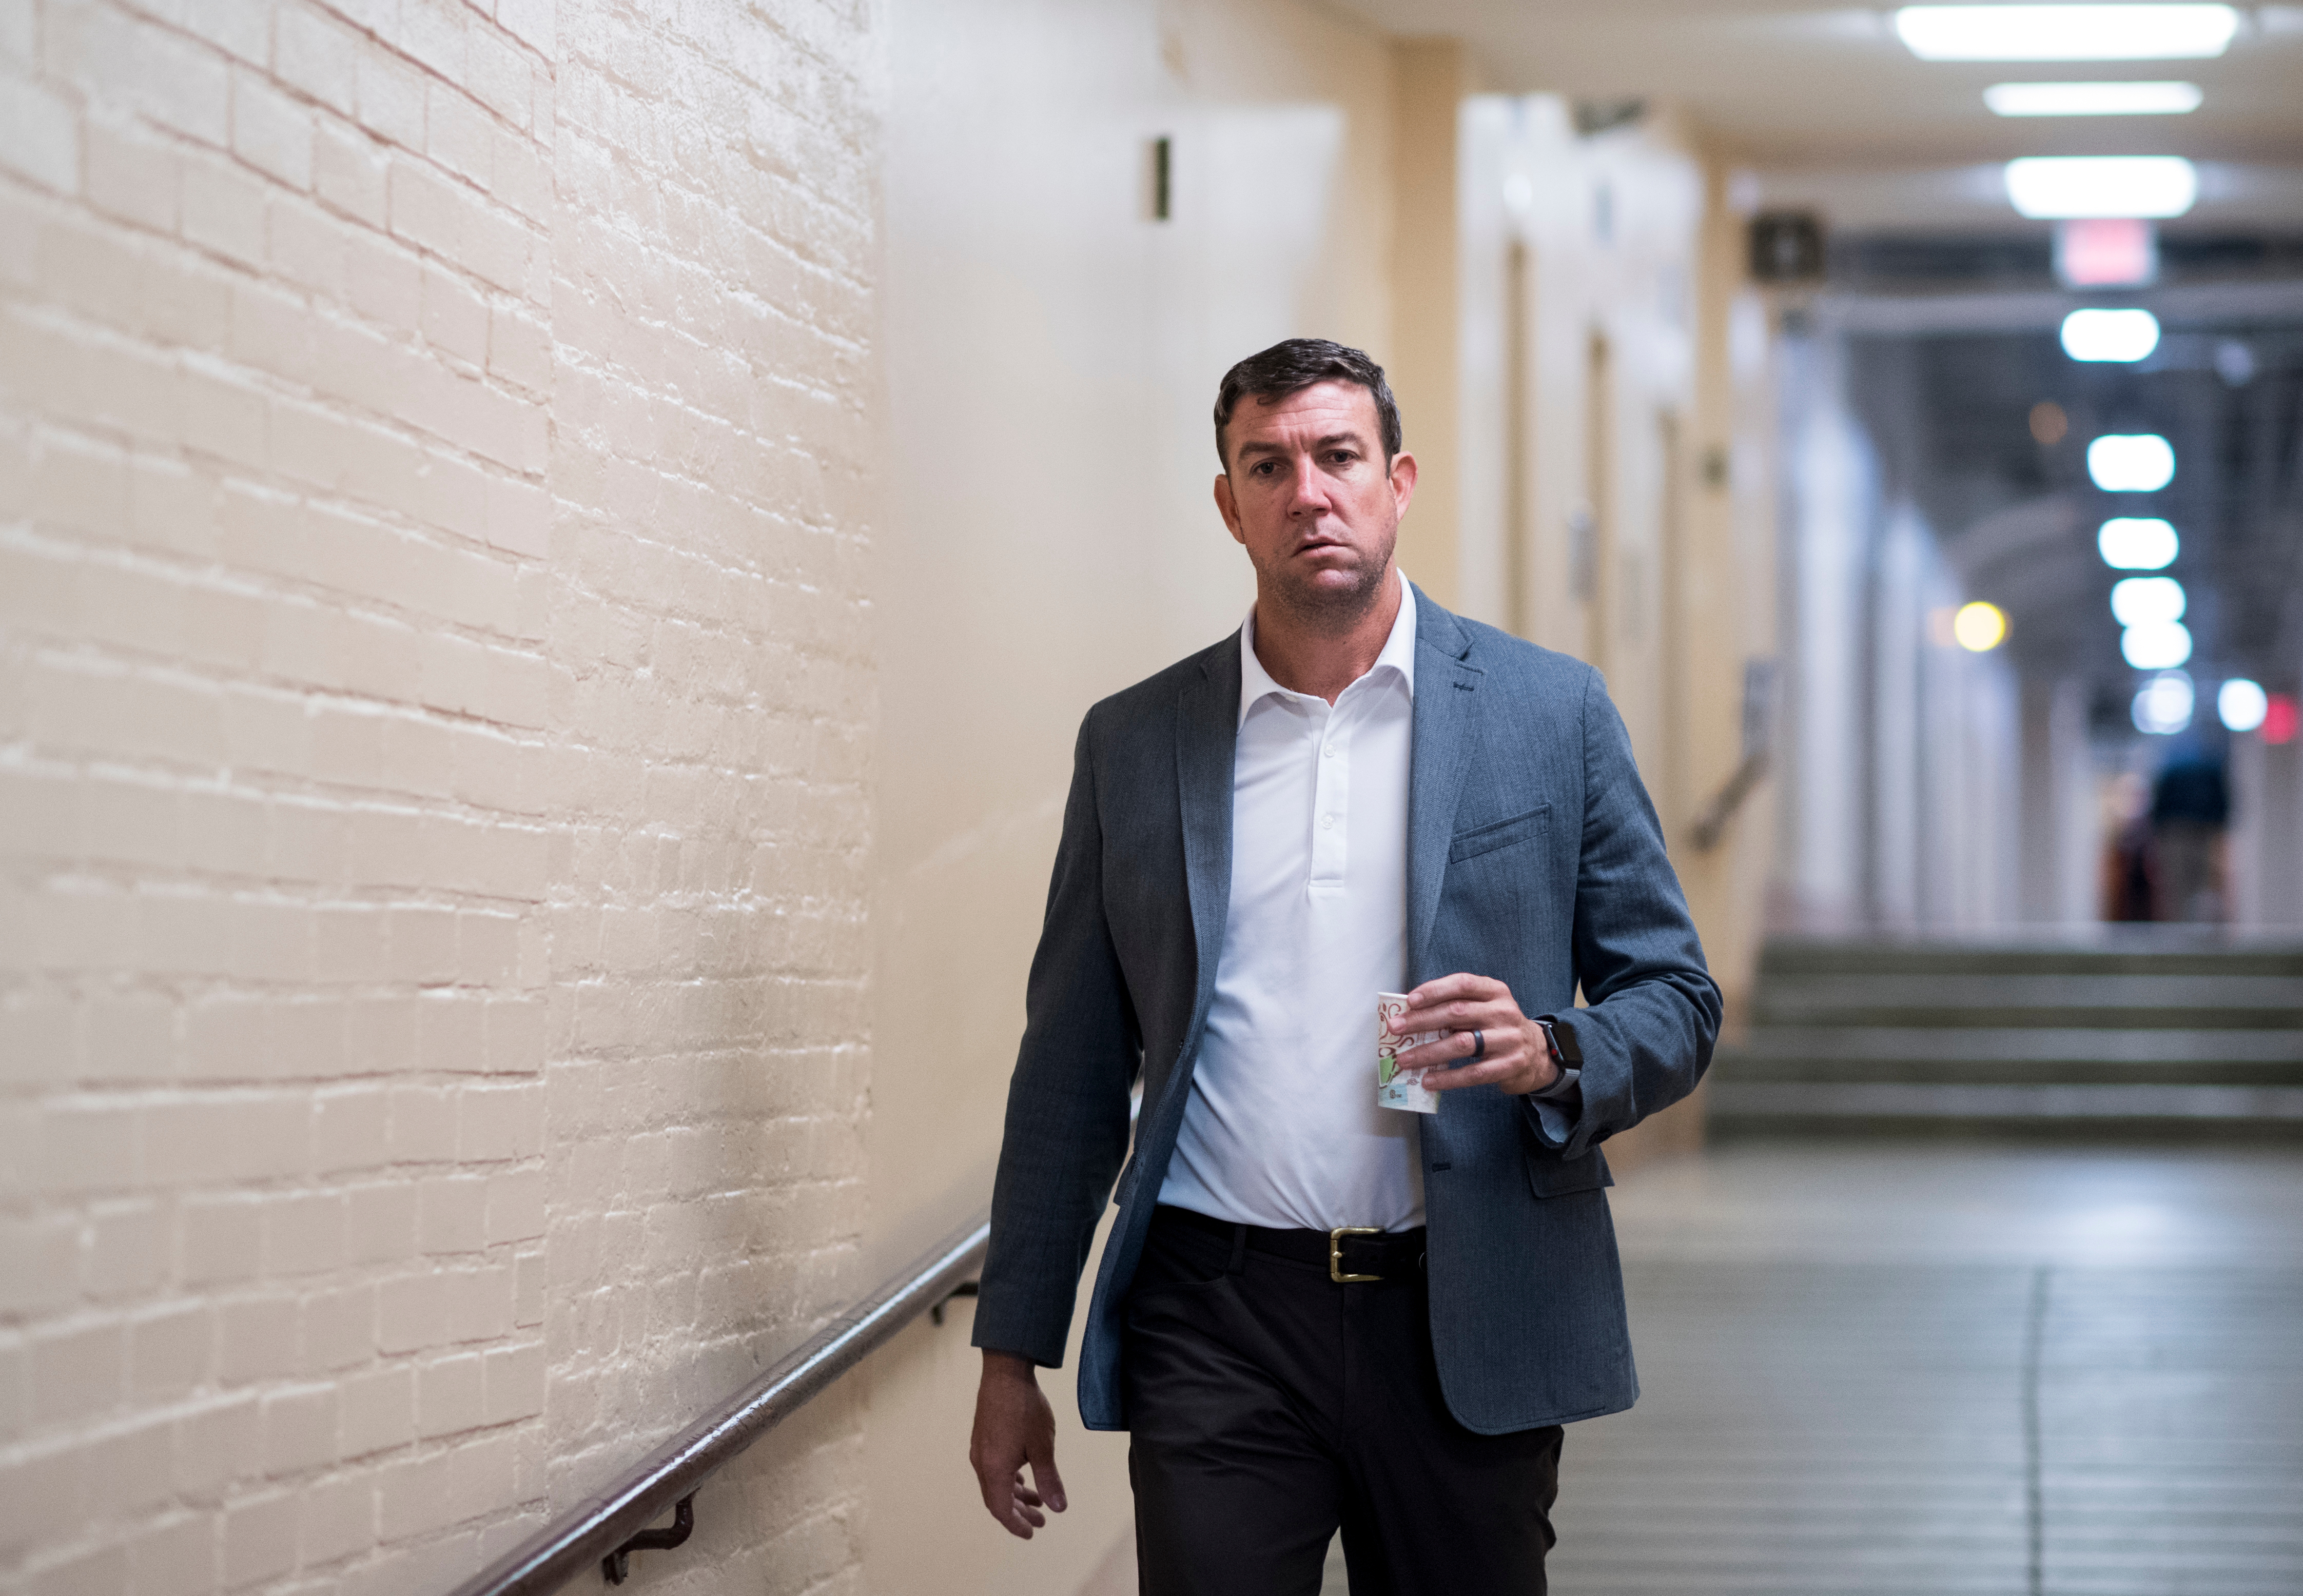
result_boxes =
[1156,1204,1427,1283]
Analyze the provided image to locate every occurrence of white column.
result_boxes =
[1777,333,1873,931]
[2020,677,2100,927]
[2231,733,2303,928]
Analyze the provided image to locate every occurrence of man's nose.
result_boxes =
[1285,457,1330,516]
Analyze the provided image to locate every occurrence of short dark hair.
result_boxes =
[1213,338,1402,469]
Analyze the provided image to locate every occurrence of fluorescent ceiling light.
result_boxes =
[2122,620,2193,670]
[2007,156,2197,219]
[2111,575,2184,626]
[2088,433,2176,491]
[2132,671,2194,732]
[1986,81,2203,115]
[2098,517,2178,569]
[1896,5,2237,61]
[2219,678,2268,733]
[2062,308,2161,361]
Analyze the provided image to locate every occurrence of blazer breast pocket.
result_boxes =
[1448,803,1550,864]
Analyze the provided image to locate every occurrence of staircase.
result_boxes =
[1707,934,2303,1138]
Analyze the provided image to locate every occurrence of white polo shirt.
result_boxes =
[1158,571,1424,1233]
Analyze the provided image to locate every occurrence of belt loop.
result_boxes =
[1226,1223,1249,1275]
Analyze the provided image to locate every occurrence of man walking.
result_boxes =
[966,339,1719,1592]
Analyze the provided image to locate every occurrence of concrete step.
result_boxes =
[1708,1082,2303,1139]
[1753,972,2303,1031]
[1719,935,2303,1139]
[1713,1028,2303,1088]
[1759,936,2303,982]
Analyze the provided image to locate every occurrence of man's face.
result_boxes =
[1215,380,1418,625]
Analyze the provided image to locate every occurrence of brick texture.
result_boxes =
[0,1,879,1591]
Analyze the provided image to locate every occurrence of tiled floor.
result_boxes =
[1291,1145,2303,1594]
[1530,1144,2303,1596]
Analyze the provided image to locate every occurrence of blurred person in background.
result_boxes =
[2103,772,2156,923]
[2150,748,2230,922]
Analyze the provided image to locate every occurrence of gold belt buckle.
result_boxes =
[1330,1226,1383,1284]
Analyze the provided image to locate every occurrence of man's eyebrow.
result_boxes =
[1234,431,1369,459]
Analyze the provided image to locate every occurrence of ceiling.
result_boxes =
[1839,314,2302,700]
[1325,2,2303,700]
[1332,1,2303,168]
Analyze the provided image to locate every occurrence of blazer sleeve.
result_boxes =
[1528,666,1721,1158]
[970,713,1141,1367]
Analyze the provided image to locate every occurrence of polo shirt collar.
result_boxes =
[1238,567,1417,728]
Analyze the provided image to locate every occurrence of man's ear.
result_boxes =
[1388,450,1419,520]
[1214,473,1246,546]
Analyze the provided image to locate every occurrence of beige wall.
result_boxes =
[1675,163,1782,1028]
[0,2,877,1592]
[864,0,1396,1589]
[1454,101,1777,1115]
[1460,101,1709,778]
[1386,39,1470,609]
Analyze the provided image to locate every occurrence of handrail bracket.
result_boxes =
[1690,750,1768,852]
[446,1208,994,1596]
[601,1494,695,1585]
[930,1278,979,1326]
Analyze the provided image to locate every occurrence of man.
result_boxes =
[967,339,1719,1592]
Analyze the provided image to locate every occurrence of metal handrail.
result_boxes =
[443,1207,991,1596]
[1690,748,1768,852]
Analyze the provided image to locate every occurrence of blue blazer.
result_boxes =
[972,586,1720,1434]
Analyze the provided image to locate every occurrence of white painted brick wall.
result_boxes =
[0,1,879,1591]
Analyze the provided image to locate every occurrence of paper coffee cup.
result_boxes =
[1376,992,1441,1115]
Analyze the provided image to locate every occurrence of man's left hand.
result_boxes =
[1389,973,1559,1095]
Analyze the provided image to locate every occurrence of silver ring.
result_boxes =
[1470,1029,1486,1061]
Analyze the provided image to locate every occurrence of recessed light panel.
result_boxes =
[2121,621,2193,670]
[2007,156,2197,219]
[2111,576,2185,626]
[2087,434,2176,492]
[2219,679,2269,733]
[1896,5,2237,61]
[1986,81,2203,115]
[2118,617,2192,667]
[2132,671,2195,733]
[2098,517,2179,569]
[2061,308,2161,361]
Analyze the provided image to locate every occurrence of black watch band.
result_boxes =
[1532,1016,1581,1098]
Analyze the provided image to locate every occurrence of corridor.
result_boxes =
[1544,1142,2303,1595]
[4,0,2301,1592]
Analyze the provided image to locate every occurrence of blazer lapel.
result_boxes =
[1175,635,1240,1053]
[1408,587,1482,976]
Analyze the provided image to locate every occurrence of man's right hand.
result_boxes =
[968,1350,1069,1539]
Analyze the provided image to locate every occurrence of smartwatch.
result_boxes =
[1531,1017,1582,1099]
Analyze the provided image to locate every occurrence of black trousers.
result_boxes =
[1125,1206,1564,1595]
